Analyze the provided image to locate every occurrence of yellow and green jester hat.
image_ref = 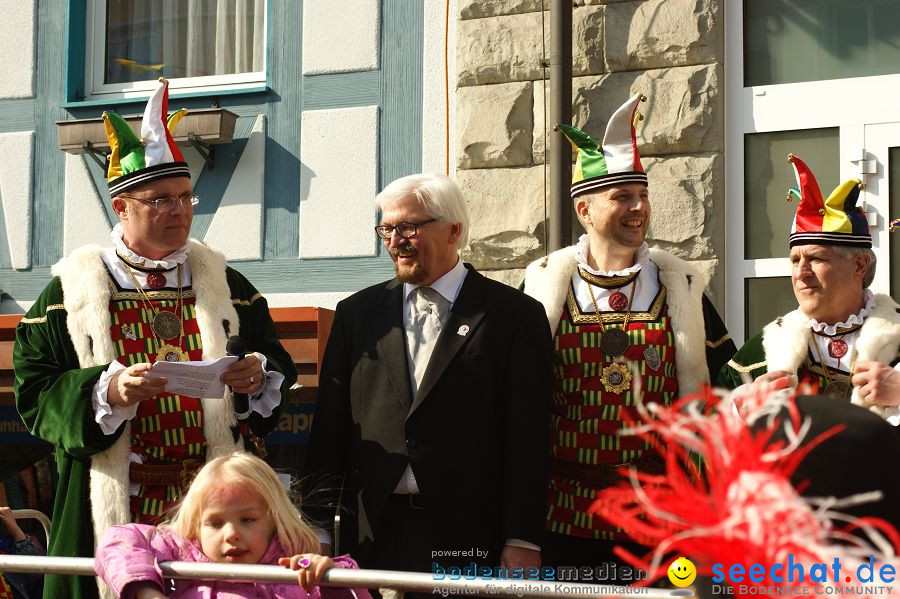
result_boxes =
[102,77,190,197]
[556,93,648,198]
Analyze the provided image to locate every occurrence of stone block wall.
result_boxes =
[454,0,726,305]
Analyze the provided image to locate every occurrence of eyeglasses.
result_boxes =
[374,218,437,239]
[120,194,200,211]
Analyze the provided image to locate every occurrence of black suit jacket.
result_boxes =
[304,264,553,564]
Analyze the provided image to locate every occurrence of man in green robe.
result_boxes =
[13,79,296,598]
[718,154,900,419]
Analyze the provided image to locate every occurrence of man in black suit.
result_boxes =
[304,173,553,574]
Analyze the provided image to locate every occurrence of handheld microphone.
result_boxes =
[226,335,250,420]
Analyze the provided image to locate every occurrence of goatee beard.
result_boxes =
[395,262,428,284]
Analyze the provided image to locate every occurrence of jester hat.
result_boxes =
[786,154,869,248]
[102,78,190,197]
[556,93,648,198]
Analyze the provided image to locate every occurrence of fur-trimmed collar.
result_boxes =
[53,240,243,582]
[762,294,900,414]
[524,245,711,394]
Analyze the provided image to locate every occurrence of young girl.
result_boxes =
[94,452,370,599]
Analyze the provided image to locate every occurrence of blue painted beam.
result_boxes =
[0,100,36,133]
[263,0,302,260]
[31,0,69,267]
[378,0,424,259]
[1,256,398,301]
[301,71,382,110]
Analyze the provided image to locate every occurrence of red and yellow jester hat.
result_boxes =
[786,154,870,248]
[102,78,190,197]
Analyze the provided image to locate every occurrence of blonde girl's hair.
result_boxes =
[165,452,321,555]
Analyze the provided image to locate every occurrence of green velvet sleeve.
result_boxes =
[227,268,297,438]
[702,294,738,383]
[13,278,124,458]
[715,331,768,389]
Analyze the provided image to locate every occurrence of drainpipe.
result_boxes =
[548,1,572,252]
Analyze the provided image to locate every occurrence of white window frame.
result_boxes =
[84,0,267,100]
[725,1,900,344]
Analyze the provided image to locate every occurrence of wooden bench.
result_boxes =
[0,314,18,410]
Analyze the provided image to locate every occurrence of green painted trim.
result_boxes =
[265,0,272,84]
[0,101,37,133]
[0,257,397,300]
[64,0,86,103]
[301,71,382,110]
[61,86,271,109]
[63,0,271,105]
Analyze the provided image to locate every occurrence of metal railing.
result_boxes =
[0,555,679,598]
[10,509,51,542]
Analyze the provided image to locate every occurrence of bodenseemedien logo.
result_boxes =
[667,557,696,596]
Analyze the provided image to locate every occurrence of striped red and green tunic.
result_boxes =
[108,292,205,523]
[547,285,678,540]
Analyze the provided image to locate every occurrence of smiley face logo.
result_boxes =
[667,557,696,588]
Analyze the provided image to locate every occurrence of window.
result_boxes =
[85,0,266,100]
[890,147,900,297]
[744,277,796,339]
[744,0,900,86]
[725,0,900,343]
[744,128,839,260]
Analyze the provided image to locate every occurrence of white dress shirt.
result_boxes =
[394,257,468,494]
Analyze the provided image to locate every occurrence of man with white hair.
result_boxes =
[718,154,900,419]
[305,173,553,574]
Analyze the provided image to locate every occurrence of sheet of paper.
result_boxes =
[151,355,239,398]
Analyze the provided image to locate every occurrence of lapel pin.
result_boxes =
[456,325,470,336]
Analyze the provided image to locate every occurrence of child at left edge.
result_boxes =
[93,452,371,599]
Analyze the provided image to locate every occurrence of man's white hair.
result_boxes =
[834,246,877,288]
[374,173,470,249]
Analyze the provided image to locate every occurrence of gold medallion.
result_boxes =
[155,343,188,363]
[601,362,632,394]
[151,310,181,340]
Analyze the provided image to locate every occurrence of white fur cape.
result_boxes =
[524,246,711,395]
[52,240,243,559]
[761,294,900,414]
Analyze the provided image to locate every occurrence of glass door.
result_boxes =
[725,0,900,344]
[861,123,900,294]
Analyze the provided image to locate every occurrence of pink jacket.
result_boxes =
[94,523,371,599]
